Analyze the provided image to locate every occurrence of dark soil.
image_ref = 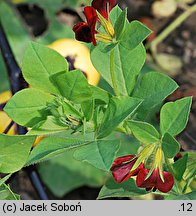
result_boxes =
[7,0,196,199]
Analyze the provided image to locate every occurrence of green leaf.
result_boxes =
[93,106,105,130]
[133,72,179,120]
[81,100,94,121]
[98,178,147,199]
[22,42,68,94]
[50,70,92,103]
[165,191,196,200]
[183,153,196,181]
[27,135,94,165]
[97,96,142,139]
[115,44,146,95]
[172,154,188,181]
[119,20,152,50]
[90,85,110,104]
[4,88,55,127]
[61,101,83,119]
[38,151,107,197]
[91,44,146,96]
[0,134,36,173]
[162,133,180,158]
[160,97,192,136]
[28,116,68,135]
[100,43,118,53]
[114,8,128,40]
[0,184,20,200]
[74,140,120,171]
[109,5,123,26]
[116,134,140,156]
[127,120,160,144]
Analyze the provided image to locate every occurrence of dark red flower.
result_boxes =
[92,0,117,19]
[174,152,182,162]
[110,155,144,183]
[174,147,184,162]
[73,6,98,45]
[136,168,174,193]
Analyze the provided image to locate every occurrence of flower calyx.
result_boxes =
[96,11,115,38]
[130,144,156,172]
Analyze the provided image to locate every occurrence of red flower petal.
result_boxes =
[136,168,156,189]
[156,171,174,193]
[72,6,98,46]
[111,155,144,183]
[84,6,98,28]
[111,155,135,167]
[73,22,93,43]
[174,147,184,162]
[136,168,174,193]
[174,152,182,162]
[92,0,117,19]
[84,6,98,45]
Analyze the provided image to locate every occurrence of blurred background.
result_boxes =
[0,0,195,199]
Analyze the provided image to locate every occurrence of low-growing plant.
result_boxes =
[0,0,195,200]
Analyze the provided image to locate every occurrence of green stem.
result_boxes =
[110,49,119,96]
[182,177,193,194]
[115,126,127,134]
[4,183,18,200]
[83,117,86,135]
[146,4,196,49]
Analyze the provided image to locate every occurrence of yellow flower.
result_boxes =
[33,136,45,147]
[48,39,100,86]
[0,90,15,134]
[0,111,15,135]
[0,90,12,104]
